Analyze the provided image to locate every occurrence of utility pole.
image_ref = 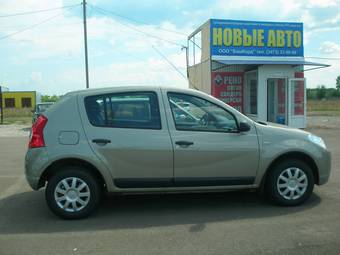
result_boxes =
[82,0,89,89]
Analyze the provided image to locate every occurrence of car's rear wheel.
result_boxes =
[46,167,101,219]
[265,159,314,206]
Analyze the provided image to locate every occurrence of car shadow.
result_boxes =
[0,190,321,234]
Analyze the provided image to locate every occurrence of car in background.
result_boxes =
[25,86,331,219]
[32,102,54,123]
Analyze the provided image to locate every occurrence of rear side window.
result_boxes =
[85,92,161,129]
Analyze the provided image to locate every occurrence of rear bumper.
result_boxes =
[25,148,49,190]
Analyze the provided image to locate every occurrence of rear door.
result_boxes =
[79,89,174,189]
[162,90,259,187]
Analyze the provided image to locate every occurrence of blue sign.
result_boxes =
[210,19,304,57]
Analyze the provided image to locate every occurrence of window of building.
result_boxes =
[168,93,238,133]
[5,98,15,108]
[21,97,32,108]
[188,31,202,66]
[85,92,161,130]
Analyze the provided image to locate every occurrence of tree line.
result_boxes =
[307,76,340,100]
[41,95,60,102]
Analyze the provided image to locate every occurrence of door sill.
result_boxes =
[114,177,255,189]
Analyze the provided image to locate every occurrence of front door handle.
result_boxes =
[175,141,194,147]
[92,139,111,145]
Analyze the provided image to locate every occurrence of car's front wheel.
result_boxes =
[46,167,102,219]
[265,159,315,206]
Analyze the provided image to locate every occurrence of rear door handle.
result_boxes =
[92,139,111,144]
[175,141,194,147]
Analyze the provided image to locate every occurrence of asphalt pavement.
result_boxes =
[0,128,339,255]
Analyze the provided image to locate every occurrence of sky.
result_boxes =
[0,0,340,95]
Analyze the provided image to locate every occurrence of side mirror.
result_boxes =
[239,121,251,132]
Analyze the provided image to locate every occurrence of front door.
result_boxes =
[80,90,174,188]
[267,78,287,124]
[163,91,259,187]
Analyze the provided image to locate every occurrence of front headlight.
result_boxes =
[308,134,327,149]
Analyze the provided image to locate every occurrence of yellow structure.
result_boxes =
[1,91,40,109]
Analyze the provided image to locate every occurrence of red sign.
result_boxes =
[211,72,243,112]
[277,79,286,114]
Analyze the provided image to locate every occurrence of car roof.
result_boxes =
[65,86,199,97]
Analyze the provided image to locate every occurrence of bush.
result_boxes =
[307,86,340,100]
[316,85,327,100]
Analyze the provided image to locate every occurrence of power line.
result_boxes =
[151,45,187,80]
[91,5,202,49]
[92,7,186,48]
[0,13,62,40]
[91,6,190,85]
[91,5,187,37]
[0,4,80,18]
[0,5,80,41]
[151,45,197,89]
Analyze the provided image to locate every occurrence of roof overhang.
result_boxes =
[213,59,330,67]
[211,56,330,72]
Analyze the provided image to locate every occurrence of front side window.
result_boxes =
[85,92,161,129]
[168,93,238,132]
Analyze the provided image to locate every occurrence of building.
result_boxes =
[187,19,329,128]
[0,89,41,109]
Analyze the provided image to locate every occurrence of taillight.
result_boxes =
[29,115,48,148]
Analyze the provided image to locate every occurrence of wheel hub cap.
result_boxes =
[288,179,297,189]
[66,189,79,201]
[54,177,91,212]
[277,167,308,200]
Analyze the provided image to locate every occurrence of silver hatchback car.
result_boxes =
[25,86,331,219]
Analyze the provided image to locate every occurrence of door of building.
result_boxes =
[288,78,306,128]
[267,78,287,125]
[244,71,258,117]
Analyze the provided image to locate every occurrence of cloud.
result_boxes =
[305,59,340,88]
[30,71,43,83]
[56,51,188,93]
[0,4,189,59]
[306,38,340,89]
[1,0,340,93]
[319,41,340,54]
[307,0,338,8]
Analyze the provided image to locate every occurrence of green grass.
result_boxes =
[1,108,33,125]
[307,99,340,116]
[2,116,32,125]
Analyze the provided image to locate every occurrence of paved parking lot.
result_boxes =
[0,128,339,255]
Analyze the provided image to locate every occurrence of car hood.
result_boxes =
[254,120,311,139]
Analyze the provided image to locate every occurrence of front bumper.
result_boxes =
[317,149,331,185]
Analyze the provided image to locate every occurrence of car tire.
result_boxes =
[265,159,314,206]
[45,166,102,219]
